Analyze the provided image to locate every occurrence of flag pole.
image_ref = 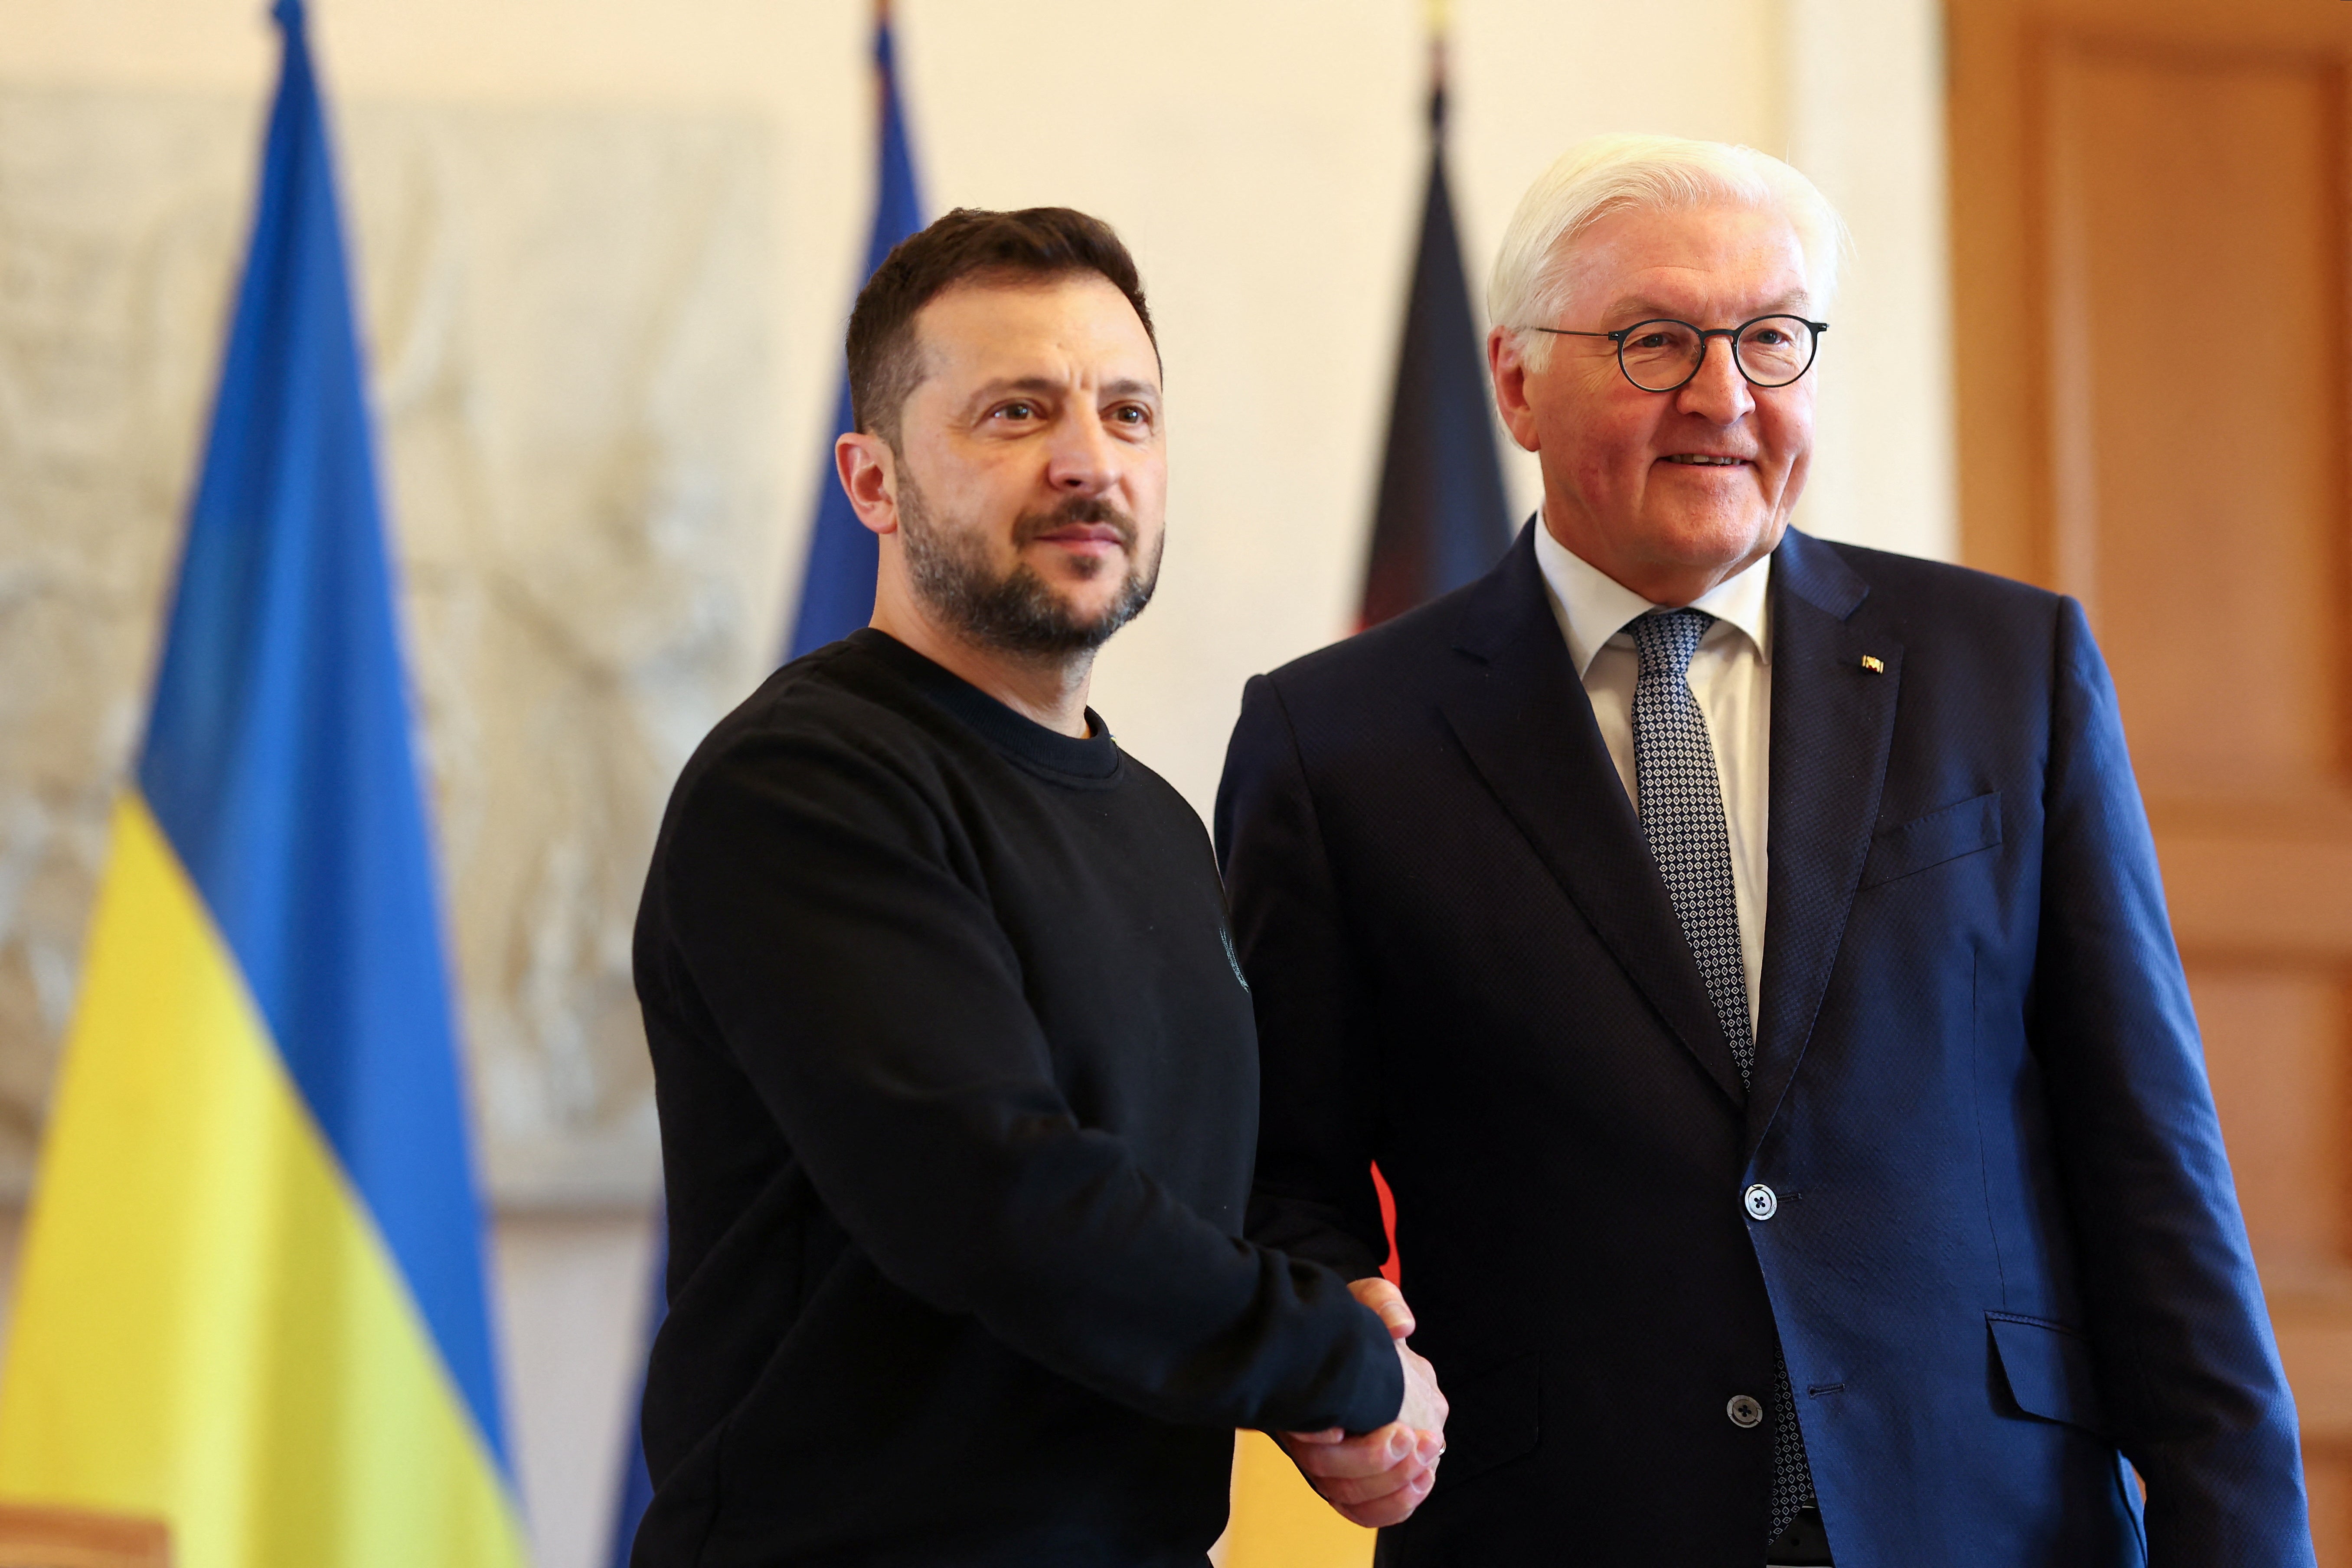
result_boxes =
[875,0,897,135]
[1425,0,1450,133]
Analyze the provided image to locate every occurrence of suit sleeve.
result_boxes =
[650,724,1402,1436]
[2032,597,2313,1564]
[1215,673,1392,1283]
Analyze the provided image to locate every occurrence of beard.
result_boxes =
[897,475,1162,657]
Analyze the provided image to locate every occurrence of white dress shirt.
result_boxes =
[1531,516,1773,1029]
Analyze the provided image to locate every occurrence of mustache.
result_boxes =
[1012,496,1140,551]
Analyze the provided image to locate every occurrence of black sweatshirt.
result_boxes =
[630,630,1401,1568]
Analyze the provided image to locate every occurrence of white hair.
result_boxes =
[1488,133,1850,367]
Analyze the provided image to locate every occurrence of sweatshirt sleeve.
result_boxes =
[647,720,1402,1437]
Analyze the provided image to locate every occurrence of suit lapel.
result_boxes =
[1745,530,1903,1156]
[1439,525,1745,1107]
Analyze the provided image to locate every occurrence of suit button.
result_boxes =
[1727,1395,1764,1428]
[1744,1183,1777,1220]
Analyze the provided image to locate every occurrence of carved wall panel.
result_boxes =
[0,88,775,1203]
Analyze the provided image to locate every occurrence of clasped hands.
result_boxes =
[1275,1276,1449,1528]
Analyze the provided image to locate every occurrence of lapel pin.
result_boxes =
[1860,655,1885,674]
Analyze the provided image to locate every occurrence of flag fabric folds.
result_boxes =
[784,16,927,660]
[1357,74,1513,631]
[0,5,526,1565]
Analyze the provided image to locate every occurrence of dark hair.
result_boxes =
[846,206,1156,447]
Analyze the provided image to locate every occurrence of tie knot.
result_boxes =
[1629,607,1714,682]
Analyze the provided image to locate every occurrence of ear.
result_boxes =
[836,431,900,536]
[1487,327,1542,454]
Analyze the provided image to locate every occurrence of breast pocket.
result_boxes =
[1859,791,2002,890]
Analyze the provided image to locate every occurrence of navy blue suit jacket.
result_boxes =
[1214,525,2313,1566]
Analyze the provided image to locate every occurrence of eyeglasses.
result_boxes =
[1529,314,1829,393]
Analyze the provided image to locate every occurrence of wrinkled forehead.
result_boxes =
[912,274,1161,389]
[1554,201,1818,321]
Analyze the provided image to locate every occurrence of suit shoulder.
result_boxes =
[1256,579,1481,697]
[1804,539,2084,707]
[1818,538,2061,625]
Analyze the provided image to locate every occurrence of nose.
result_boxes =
[1044,407,1121,496]
[1674,333,1754,425]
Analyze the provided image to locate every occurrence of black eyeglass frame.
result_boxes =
[1530,314,1830,392]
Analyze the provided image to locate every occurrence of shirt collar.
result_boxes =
[1531,510,1774,679]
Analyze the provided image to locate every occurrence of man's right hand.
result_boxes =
[1274,1278,1449,1529]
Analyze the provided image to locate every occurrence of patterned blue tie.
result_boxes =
[1629,608,1820,1549]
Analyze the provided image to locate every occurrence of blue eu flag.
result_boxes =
[785,19,928,660]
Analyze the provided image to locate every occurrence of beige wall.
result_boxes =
[0,2,1950,1564]
[0,0,1950,810]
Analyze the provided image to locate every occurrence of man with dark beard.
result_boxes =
[628,208,1446,1568]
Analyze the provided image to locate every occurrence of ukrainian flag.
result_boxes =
[0,5,527,1565]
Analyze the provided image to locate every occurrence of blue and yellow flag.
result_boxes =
[0,5,526,1565]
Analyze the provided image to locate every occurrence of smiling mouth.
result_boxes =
[1664,454,1748,466]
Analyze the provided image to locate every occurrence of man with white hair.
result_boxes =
[1217,135,2313,1564]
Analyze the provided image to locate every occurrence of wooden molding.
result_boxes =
[0,1502,169,1568]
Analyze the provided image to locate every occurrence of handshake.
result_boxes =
[1277,1277,1450,1529]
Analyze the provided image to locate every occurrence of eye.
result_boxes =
[1108,403,1152,428]
[991,400,1040,422]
